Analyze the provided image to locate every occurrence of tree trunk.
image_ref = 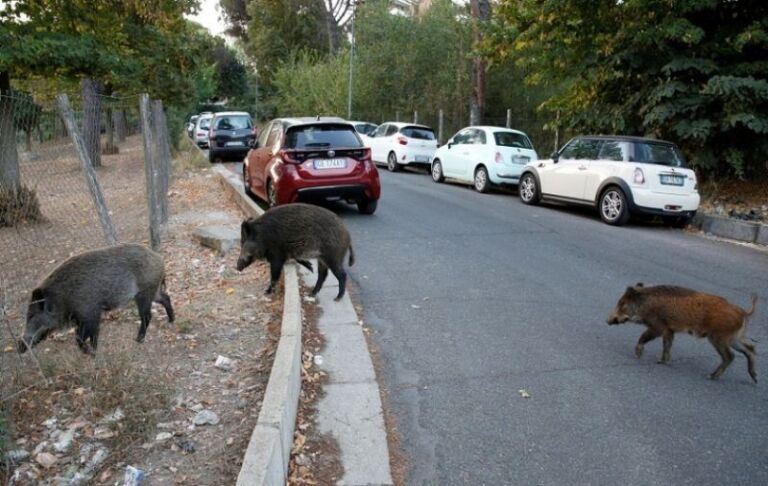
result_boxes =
[0,71,21,192]
[80,77,103,167]
[469,0,490,125]
[115,109,127,142]
[325,10,340,54]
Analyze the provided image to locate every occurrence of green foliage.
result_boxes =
[489,0,768,178]
[273,51,348,117]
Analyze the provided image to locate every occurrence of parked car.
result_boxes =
[363,122,438,172]
[431,126,537,193]
[243,117,381,214]
[186,115,198,138]
[208,111,256,163]
[349,121,378,137]
[193,113,214,148]
[518,135,699,226]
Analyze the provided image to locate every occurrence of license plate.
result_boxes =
[414,155,430,163]
[660,174,684,186]
[226,141,244,146]
[512,156,530,164]
[313,158,347,170]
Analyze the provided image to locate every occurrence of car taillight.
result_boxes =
[278,149,299,164]
[360,148,372,164]
[397,136,408,145]
[633,167,645,184]
[494,152,503,164]
[251,127,258,136]
[197,132,206,137]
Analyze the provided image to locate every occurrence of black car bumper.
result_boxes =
[295,184,369,203]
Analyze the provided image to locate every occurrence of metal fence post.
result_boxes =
[56,94,118,245]
[506,109,512,128]
[413,110,418,124]
[395,111,400,122]
[139,94,161,250]
[554,109,561,152]
[438,109,444,144]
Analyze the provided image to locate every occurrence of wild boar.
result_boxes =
[236,203,355,301]
[18,244,174,354]
[607,283,758,382]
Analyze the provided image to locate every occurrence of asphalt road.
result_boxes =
[318,168,768,485]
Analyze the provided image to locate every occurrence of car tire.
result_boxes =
[474,166,490,193]
[431,159,445,183]
[387,152,400,172]
[599,186,631,226]
[242,165,254,197]
[266,180,278,208]
[519,173,540,205]
[662,215,691,228]
[358,198,378,215]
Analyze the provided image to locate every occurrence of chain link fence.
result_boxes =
[0,90,173,439]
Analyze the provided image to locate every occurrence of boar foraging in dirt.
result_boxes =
[236,203,355,301]
[607,283,758,382]
[18,244,174,354]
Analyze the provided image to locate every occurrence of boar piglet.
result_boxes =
[18,244,174,354]
[607,283,758,382]
[236,203,355,301]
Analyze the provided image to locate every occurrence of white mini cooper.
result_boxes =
[518,135,699,226]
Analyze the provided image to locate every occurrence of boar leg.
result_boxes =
[266,256,285,294]
[329,263,347,301]
[659,329,675,364]
[635,328,660,358]
[135,291,154,343]
[296,259,314,273]
[730,340,757,383]
[311,261,329,297]
[709,339,735,380]
[154,291,175,323]
[75,316,98,354]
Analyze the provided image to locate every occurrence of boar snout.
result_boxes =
[236,257,249,271]
[606,312,628,325]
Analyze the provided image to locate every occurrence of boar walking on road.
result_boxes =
[18,244,175,354]
[236,203,355,301]
[607,283,758,382]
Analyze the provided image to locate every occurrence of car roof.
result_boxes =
[575,134,676,145]
[211,111,251,118]
[278,117,350,127]
[463,126,530,135]
[379,122,433,129]
[197,113,214,119]
[348,121,377,125]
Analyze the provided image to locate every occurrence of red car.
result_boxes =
[243,117,381,214]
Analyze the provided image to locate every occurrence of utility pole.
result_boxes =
[347,3,356,119]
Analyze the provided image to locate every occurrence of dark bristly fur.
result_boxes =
[17,244,174,354]
[607,283,758,383]
[236,203,355,301]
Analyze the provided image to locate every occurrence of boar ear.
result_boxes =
[625,286,637,296]
[635,282,644,288]
[29,288,49,312]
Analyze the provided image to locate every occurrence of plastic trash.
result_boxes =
[313,355,324,366]
[124,465,145,485]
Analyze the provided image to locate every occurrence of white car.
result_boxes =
[193,113,214,148]
[518,135,699,226]
[430,126,537,193]
[349,121,378,137]
[363,122,437,172]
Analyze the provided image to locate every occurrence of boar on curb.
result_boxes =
[607,283,758,383]
[18,243,175,354]
[236,203,355,301]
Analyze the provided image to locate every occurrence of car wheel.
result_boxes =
[599,187,631,225]
[519,173,540,205]
[242,165,254,197]
[662,215,691,228]
[358,198,378,215]
[474,166,490,193]
[431,159,445,183]
[267,180,278,208]
[387,152,400,172]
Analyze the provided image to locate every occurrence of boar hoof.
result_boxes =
[635,345,644,358]
[136,334,145,343]
[656,358,669,365]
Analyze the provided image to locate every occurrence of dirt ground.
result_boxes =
[697,177,768,221]
[1,146,280,484]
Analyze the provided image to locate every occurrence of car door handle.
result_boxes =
[578,165,587,170]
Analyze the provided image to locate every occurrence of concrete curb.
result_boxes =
[213,166,304,485]
[691,213,767,246]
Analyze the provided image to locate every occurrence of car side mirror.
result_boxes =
[447,141,453,149]
[550,151,560,163]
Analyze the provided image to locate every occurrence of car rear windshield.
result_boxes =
[632,142,686,167]
[199,118,212,129]
[494,132,533,149]
[215,115,252,130]
[400,126,435,140]
[285,124,363,149]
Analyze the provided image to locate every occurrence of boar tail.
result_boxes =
[348,245,355,267]
[745,293,758,317]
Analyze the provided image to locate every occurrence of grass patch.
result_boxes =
[174,134,209,171]
[0,185,43,228]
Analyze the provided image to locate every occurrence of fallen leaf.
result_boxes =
[226,288,235,295]
[518,389,531,399]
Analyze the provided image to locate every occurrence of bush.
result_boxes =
[0,185,43,228]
